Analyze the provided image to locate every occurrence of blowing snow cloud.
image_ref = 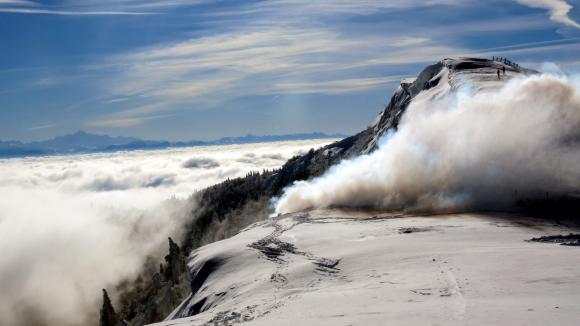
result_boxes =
[275,73,580,214]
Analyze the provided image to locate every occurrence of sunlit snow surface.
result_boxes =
[152,210,580,326]
[0,139,333,326]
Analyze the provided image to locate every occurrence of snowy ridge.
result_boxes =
[148,210,580,326]
[363,57,536,154]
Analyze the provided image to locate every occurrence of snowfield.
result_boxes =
[150,210,580,326]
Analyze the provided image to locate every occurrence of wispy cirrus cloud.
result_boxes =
[0,8,153,15]
[103,26,464,120]
[0,0,169,15]
[0,0,218,15]
[273,77,406,95]
[104,28,580,125]
[3,0,578,28]
[48,0,577,130]
[89,113,178,128]
[206,0,472,19]
[89,117,145,127]
[2,0,580,142]
[227,0,577,30]
[0,0,35,4]
[0,0,469,17]
[28,123,56,131]
[516,0,580,28]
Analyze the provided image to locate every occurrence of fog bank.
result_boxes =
[0,139,332,326]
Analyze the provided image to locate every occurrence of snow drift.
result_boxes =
[275,73,580,214]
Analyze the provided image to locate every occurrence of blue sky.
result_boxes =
[1,0,580,141]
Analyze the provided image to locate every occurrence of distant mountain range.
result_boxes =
[0,131,348,158]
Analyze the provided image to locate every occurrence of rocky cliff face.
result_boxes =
[103,58,536,325]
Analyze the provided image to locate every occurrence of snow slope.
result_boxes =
[149,210,580,326]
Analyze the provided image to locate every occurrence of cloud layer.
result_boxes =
[0,139,332,326]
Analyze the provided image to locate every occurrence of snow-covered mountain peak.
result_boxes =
[364,57,537,153]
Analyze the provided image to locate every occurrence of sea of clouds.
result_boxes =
[275,73,580,214]
[0,139,332,326]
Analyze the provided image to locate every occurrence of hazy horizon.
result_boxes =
[0,129,349,143]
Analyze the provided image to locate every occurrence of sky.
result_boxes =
[1,0,580,141]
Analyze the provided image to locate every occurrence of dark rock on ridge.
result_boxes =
[528,234,580,246]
